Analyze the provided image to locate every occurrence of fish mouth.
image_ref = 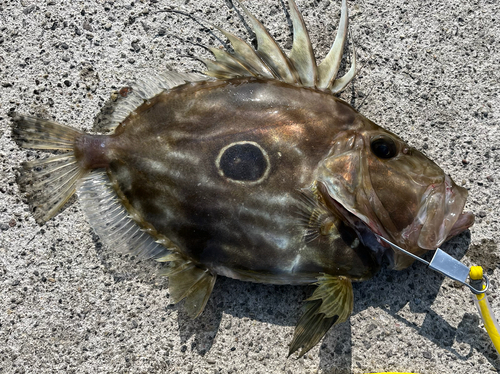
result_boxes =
[317,179,474,269]
[408,174,474,251]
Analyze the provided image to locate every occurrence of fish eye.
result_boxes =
[370,136,398,159]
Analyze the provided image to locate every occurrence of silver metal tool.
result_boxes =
[376,235,488,295]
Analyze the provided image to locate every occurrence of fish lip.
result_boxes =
[446,210,475,240]
[415,175,474,250]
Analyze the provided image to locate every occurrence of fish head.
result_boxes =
[316,117,474,270]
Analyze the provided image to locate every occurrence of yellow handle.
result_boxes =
[475,295,500,354]
[470,266,500,354]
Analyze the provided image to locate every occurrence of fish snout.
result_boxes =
[416,175,474,250]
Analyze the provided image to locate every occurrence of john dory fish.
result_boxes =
[11,0,474,356]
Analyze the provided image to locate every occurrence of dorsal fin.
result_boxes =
[207,47,255,76]
[93,71,208,132]
[234,0,300,84]
[203,0,356,93]
[317,0,349,90]
[207,25,275,79]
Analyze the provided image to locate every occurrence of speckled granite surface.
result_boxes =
[0,0,499,373]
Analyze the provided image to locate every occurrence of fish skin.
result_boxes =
[72,75,472,281]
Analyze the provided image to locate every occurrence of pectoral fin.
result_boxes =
[289,275,353,357]
[294,188,343,243]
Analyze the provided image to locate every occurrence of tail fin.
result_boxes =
[11,114,87,224]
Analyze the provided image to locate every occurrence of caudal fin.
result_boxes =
[11,114,87,224]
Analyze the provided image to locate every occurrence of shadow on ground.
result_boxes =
[159,231,500,372]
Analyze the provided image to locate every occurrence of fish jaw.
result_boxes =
[315,181,390,267]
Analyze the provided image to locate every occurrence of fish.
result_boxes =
[10,0,475,357]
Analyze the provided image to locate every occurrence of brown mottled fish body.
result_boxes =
[10,0,474,357]
[84,78,380,284]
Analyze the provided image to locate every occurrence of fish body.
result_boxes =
[95,78,381,284]
[10,0,474,356]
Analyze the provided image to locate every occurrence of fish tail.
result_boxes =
[10,114,87,224]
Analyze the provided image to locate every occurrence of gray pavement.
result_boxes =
[0,0,499,373]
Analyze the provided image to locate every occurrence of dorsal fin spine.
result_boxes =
[215,26,275,78]
[208,47,255,76]
[234,0,300,84]
[288,0,318,87]
[331,43,357,93]
[204,0,356,94]
[317,0,349,90]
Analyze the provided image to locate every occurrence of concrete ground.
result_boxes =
[0,0,499,373]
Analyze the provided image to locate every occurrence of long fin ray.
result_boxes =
[200,0,355,93]
[212,24,275,78]
[317,0,349,90]
[165,10,274,79]
[202,57,247,80]
[288,0,317,87]
[234,0,299,83]
[208,47,258,77]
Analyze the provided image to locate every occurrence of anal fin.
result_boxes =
[289,274,353,357]
[159,253,216,319]
[77,171,172,259]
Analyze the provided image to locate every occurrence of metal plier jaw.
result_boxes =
[376,235,489,295]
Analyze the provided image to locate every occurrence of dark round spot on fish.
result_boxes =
[218,142,268,182]
[371,136,397,159]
